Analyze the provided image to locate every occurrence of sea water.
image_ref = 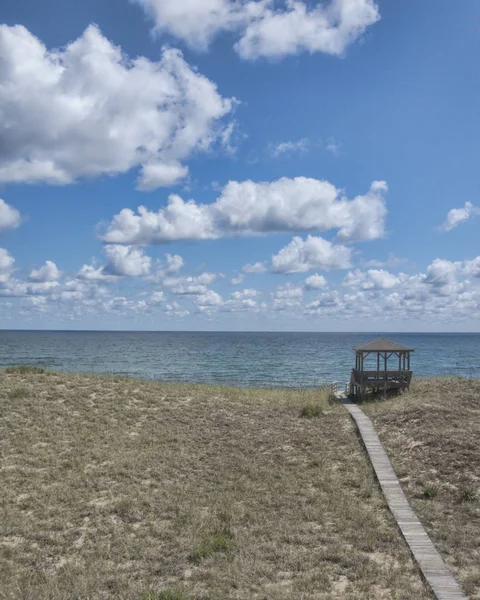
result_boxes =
[0,330,478,388]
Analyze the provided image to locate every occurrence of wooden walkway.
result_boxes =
[339,395,468,600]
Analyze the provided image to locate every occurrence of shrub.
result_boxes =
[189,535,232,564]
[300,404,322,418]
[459,487,477,503]
[5,365,45,374]
[422,485,438,499]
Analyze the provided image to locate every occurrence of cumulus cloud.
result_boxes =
[195,290,224,306]
[0,200,21,232]
[231,288,259,299]
[271,235,352,273]
[29,261,62,282]
[464,257,480,278]
[77,246,151,280]
[103,245,152,277]
[343,268,400,290]
[134,0,380,59]
[274,283,303,299]
[0,248,15,272]
[77,264,113,282]
[164,272,221,295]
[304,273,328,290]
[164,254,184,274]
[424,258,460,288]
[441,201,480,231]
[0,24,234,189]
[230,273,245,285]
[242,261,268,274]
[102,178,388,244]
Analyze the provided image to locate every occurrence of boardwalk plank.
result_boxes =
[338,395,468,600]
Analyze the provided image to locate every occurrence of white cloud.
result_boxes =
[164,272,221,295]
[441,201,480,231]
[343,268,400,290]
[242,261,268,273]
[103,178,388,244]
[195,289,224,306]
[235,0,380,59]
[77,264,113,282]
[230,273,245,285]
[231,288,259,299]
[103,196,217,244]
[0,248,15,273]
[269,138,309,157]
[274,283,303,299]
[464,257,480,278]
[150,291,166,303]
[29,261,61,282]
[77,246,151,280]
[424,258,460,286]
[148,253,185,281]
[0,24,234,189]
[165,254,184,274]
[304,273,328,290]
[272,235,352,273]
[103,245,151,277]
[135,0,380,60]
[0,200,21,232]
[137,161,189,191]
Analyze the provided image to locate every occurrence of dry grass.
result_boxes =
[0,369,431,599]
[362,377,480,599]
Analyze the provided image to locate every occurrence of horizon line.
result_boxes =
[0,329,479,335]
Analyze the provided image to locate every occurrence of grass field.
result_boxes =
[0,368,454,599]
[363,377,480,600]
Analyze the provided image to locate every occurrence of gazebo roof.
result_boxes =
[353,337,414,352]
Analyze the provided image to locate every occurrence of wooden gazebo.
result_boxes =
[350,337,414,399]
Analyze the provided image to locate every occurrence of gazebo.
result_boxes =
[349,337,414,399]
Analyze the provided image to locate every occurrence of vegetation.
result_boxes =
[299,403,324,418]
[0,369,431,599]
[363,377,480,599]
[5,365,45,374]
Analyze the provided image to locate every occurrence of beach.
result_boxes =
[1,368,478,599]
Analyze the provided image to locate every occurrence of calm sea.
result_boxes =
[0,331,478,388]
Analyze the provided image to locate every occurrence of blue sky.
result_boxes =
[0,0,479,331]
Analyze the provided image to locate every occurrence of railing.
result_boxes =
[351,369,413,384]
[345,382,350,395]
[331,381,338,395]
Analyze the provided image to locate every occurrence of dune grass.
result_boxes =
[362,377,480,599]
[0,369,432,599]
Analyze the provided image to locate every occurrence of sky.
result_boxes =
[0,0,479,331]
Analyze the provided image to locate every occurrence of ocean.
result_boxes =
[0,330,478,388]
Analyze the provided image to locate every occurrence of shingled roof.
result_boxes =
[353,337,414,352]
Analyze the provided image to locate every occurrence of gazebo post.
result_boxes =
[383,352,387,398]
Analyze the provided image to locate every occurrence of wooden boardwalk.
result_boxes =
[339,395,468,600]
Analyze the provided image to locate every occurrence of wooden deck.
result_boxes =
[338,394,467,600]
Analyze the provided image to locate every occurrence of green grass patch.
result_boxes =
[459,487,477,503]
[300,404,323,418]
[9,387,28,399]
[422,485,438,499]
[5,365,45,374]
[189,534,232,564]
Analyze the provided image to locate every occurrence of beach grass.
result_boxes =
[362,377,480,599]
[0,369,436,599]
